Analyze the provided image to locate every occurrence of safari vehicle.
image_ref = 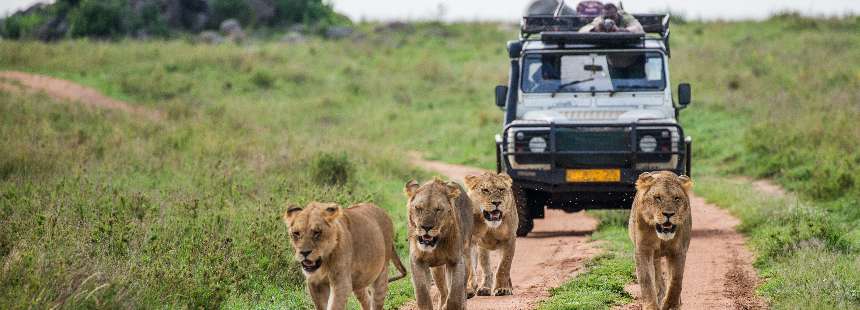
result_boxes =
[493,11,693,236]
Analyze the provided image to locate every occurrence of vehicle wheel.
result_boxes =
[514,184,534,237]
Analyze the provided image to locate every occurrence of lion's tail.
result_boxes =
[387,243,408,283]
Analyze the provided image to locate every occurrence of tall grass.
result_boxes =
[1,16,858,308]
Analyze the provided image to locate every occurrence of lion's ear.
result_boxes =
[678,175,693,192]
[283,204,303,225]
[445,181,461,200]
[404,180,420,198]
[635,172,656,192]
[322,204,342,223]
[499,173,513,187]
[464,174,479,190]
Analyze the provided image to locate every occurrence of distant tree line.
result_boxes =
[0,0,350,40]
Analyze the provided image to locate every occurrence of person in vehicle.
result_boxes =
[579,3,644,33]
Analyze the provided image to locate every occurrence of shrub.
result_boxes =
[250,70,276,89]
[208,0,253,29]
[68,0,127,38]
[1,13,47,39]
[310,152,355,186]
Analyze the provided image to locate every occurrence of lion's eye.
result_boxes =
[291,232,300,240]
[434,208,442,213]
[312,230,321,240]
[674,196,681,202]
[481,188,490,194]
[654,195,662,202]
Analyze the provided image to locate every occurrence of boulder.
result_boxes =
[248,0,276,25]
[198,31,224,44]
[280,32,306,44]
[324,26,354,40]
[220,19,246,43]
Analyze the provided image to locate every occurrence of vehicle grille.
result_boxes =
[559,110,625,121]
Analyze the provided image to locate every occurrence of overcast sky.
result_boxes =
[3,0,859,21]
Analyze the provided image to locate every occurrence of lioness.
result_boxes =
[464,172,517,296]
[405,178,474,310]
[629,171,693,310]
[283,202,407,310]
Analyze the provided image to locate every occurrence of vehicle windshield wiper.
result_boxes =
[551,78,594,97]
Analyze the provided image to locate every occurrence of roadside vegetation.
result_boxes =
[0,14,858,309]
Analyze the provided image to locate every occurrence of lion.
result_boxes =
[404,178,475,310]
[283,202,407,310]
[628,171,693,310]
[464,172,518,297]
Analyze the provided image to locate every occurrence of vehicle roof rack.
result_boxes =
[521,14,670,38]
[520,13,671,54]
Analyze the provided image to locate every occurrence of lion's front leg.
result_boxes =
[477,247,493,296]
[660,253,686,310]
[327,272,352,310]
[431,266,448,307]
[410,259,434,310]
[307,282,330,310]
[493,239,515,296]
[465,247,477,299]
[443,257,467,310]
[635,249,659,310]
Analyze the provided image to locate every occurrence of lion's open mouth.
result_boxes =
[301,259,322,272]
[656,222,677,234]
[483,210,503,222]
[418,234,438,247]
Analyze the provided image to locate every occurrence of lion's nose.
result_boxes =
[299,250,311,258]
[421,225,434,232]
[491,201,501,207]
[662,211,675,218]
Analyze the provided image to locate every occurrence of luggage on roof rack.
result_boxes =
[521,14,670,37]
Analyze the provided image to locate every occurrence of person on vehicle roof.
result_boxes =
[579,3,644,33]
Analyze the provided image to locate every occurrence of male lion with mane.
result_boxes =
[629,171,693,310]
[283,202,407,310]
[464,172,517,297]
[405,178,474,310]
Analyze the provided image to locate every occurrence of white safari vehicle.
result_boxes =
[493,11,693,236]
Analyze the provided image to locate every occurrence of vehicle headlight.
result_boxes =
[639,135,657,152]
[528,137,547,153]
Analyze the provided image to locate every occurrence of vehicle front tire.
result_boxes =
[514,184,534,237]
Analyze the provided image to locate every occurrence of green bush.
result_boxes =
[251,70,276,89]
[1,13,47,39]
[310,152,355,186]
[68,0,127,38]
[209,0,253,29]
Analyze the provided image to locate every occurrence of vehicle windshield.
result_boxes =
[521,51,665,93]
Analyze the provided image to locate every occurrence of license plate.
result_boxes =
[566,169,621,183]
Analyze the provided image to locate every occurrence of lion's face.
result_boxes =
[282,202,342,275]
[635,171,693,241]
[464,172,513,228]
[404,179,461,252]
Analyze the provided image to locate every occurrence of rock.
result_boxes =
[198,31,224,44]
[281,32,306,44]
[324,26,354,39]
[374,21,415,34]
[525,0,575,16]
[35,14,69,41]
[219,19,246,43]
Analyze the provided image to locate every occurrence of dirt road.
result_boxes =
[409,155,765,309]
[0,71,162,121]
[618,194,767,309]
[405,154,600,309]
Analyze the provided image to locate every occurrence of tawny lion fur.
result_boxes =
[283,202,407,310]
[464,172,518,297]
[405,178,475,310]
[629,171,693,310]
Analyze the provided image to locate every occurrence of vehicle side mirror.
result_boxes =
[495,85,508,108]
[678,83,691,108]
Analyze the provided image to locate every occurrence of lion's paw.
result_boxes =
[493,287,513,296]
[477,287,492,296]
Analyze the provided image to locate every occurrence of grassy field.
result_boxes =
[1,15,859,309]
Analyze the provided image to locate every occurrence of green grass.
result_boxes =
[539,211,634,310]
[1,16,859,309]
